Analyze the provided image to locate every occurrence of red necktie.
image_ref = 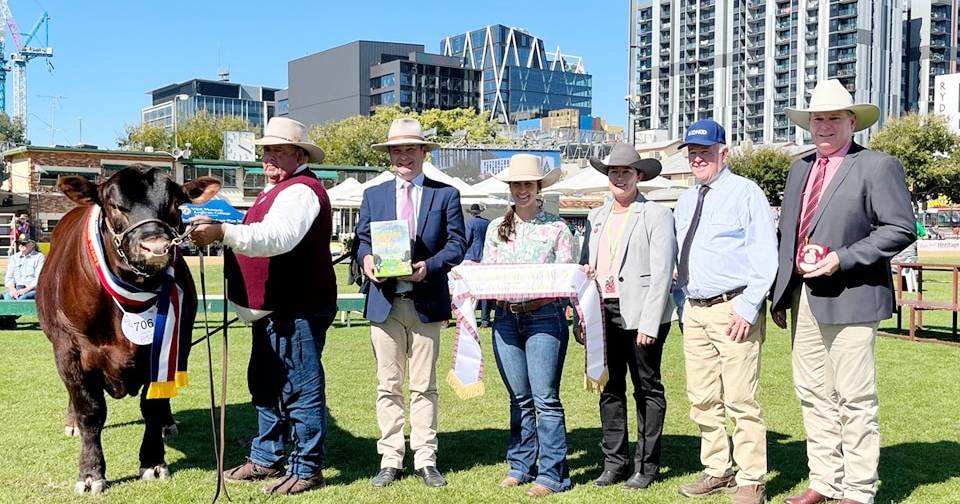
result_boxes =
[797,157,828,243]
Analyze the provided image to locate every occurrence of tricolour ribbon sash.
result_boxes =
[85,205,188,399]
[447,263,606,399]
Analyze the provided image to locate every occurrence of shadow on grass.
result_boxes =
[877,441,960,503]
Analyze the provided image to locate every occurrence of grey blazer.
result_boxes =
[580,193,677,336]
[770,142,916,324]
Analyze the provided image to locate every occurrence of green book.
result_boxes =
[370,219,413,278]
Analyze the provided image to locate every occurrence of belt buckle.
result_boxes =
[508,302,524,314]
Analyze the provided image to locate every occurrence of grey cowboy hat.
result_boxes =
[589,143,662,181]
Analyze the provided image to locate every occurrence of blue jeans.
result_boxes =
[3,285,34,300]
[492,301,572,492]
[247,312,332,478]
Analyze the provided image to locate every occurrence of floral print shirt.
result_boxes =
[482,211,575,265]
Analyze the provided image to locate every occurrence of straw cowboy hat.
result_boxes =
[254,117,325,162]
[496,154,562,187]
[372,118,440,152]
[589,143,662,181]
[785,79,880,132]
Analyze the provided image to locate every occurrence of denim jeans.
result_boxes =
[3,284,34,300]
[247,312,332,478]
[492,300,571,492]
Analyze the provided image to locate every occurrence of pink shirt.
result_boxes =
[800,140,852,216]
[595,206,631,299]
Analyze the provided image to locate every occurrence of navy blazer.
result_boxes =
[356,176,466,324]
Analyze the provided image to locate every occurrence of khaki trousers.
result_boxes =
[683,299,767,486]
[791,286,879,504]
[370,299,442,470]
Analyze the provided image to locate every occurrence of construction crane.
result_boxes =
[0,1,53,132]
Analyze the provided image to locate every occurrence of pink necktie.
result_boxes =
[400,181,415,237]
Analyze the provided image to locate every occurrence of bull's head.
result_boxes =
[60,165,221,277]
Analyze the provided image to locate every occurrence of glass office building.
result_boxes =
[441,24,592,124]
[142,79,279,134]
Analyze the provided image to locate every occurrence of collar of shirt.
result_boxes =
[395,172,425,190]
[262,164,309,194]
[694,166,732,191]
[816,139,853,162]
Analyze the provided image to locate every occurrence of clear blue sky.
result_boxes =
[20,0,628,149]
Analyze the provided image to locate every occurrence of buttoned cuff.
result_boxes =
[732,296,761,325]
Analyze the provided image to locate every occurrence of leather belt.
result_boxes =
[687,286,746,308]
[497,298,558,314]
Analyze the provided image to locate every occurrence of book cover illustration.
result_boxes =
[370,219,413,278]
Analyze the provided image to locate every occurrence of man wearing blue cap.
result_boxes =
[673,119,777,504]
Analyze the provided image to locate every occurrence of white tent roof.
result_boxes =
[326,177,361,200]
[332,163,506,207]
[471,176,510,196]
[543,168,685,196]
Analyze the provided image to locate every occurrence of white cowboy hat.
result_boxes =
[785,79,880,132]
[496,154,562,187]
[254,117,325,163]
[372,118,440,152]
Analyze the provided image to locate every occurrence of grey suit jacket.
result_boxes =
[580,193,677,336]
[770,142,916,324]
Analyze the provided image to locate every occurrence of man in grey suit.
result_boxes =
[771,80,916,504]
[579,144,676,491]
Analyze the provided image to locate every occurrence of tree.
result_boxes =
[869,113,960,203]
[309,105,507,166]
[0,113,26,149]
[120,123,172,152]
[119,112,257,159]
[728,145,793,206]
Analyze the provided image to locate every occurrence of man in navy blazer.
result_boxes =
[355,118,465,489]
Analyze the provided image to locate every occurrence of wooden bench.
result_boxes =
[0,293,368,327]
[893,262,959,340]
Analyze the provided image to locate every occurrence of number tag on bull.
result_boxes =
[121,306,159,345]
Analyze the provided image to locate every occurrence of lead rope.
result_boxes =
[199,247,230,503]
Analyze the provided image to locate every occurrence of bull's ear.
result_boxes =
[58,176,100,206]
[182,176,221,204]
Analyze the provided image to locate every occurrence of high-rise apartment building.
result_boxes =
[629,0,904,145]
[904,0,956,114]
[142,78,279,134]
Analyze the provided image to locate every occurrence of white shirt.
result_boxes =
[394,172,424,293]
[222,165,321,321]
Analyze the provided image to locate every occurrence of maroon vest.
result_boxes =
[225,170,337,315]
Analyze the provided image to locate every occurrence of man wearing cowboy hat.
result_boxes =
[355,117,465,488]
[463,203,492,326]
[190,116,338,496]
[578,144,676,490]
[771,80,915,504]
[674,119,778,504]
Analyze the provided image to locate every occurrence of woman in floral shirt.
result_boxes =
[481,154,575,497]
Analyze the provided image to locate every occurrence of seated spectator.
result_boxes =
[5,234,44,300]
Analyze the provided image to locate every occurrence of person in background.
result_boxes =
[4,233,44,300]
[463,203,492,327]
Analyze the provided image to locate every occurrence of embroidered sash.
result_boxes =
[446,263,606,399]
[85,205,188,399]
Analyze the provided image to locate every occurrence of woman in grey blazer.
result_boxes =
[579,144,677,490]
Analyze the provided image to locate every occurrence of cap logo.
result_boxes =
[688,129,708,136]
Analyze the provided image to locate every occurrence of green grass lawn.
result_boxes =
[1,315,957,503]
[184,262,359,297]
[882,254,960,341]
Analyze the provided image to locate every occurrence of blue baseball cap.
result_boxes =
[679,119,727,148]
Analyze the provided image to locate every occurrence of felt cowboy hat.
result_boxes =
[589,143,662,181]
[372,118,440,152]
[496,154,562,188]
[467,203,485,215]
[15,233,34,245]
[254,117,326,163]
[785,79,880,132]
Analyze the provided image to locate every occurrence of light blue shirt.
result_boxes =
[674,168,778,324]
[5,249,45,290]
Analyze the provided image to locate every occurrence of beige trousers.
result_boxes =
[370,299,442,470]
[683,299,767,486]
[791,286,879,504]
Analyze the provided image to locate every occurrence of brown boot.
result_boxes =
[223,459,284,481]
[499,476,522,488]
[733,484,767,504]
[678,472,737,497]
[525,483,554,497]
[263,473,325,495]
